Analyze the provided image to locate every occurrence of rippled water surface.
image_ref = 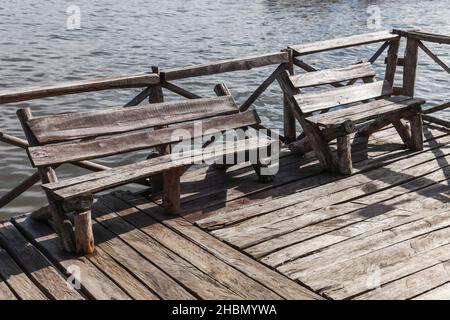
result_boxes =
[1,0,449,217]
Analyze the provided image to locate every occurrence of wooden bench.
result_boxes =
[278,62,425,174]
[17,84,277,254]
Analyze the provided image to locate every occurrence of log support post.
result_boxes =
[283,49,296,143]
[337,135,352,175]
[149,66,169,197]
[162,168,181,215]
[64,195,95,254]
[384,39,400,88]
[391,119,412,147]
[300,119,337,172]
[17,108,75,252]
[410,113,424,151]
[402,38,419,97]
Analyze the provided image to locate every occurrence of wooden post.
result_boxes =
[162,168,181,214]
[283,49,296,143]
[410,113,424,151]
[392,119,412,147]
[300,119,337,172]
[385,39,400,88]
[63,195,95,254]
[403,38,419,97]
[337,135,352,175]
[16,108,75,252]
[148,66,170,196]
[74,211,95,254]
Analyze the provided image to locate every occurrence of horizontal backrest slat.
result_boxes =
[289,63,376,88]
[27,95,238,144]
[294,80,393,114]
[28,110,260,167]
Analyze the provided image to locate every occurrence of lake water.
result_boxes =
[1,0,449,218]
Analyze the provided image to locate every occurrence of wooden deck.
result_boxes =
[0,120,449,300]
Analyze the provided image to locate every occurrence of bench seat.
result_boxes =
[306,96,425,128]
[17,82,279,254]
[42,136,274,201]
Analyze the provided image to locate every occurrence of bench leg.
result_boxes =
[410,113,424,151]
[337,135,352,175]
[63,195,95,254]
[74,210,95,254]
[301,120,338,172]
[163,168,181,215]
[392,119,412,148]
[46,195,76,253]
[252,159,275,183]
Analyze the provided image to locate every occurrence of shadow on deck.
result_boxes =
[0,121,449,300]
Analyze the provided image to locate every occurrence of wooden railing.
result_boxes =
[1,29,449,212]
[393,29,450,128]
[0,51,290,210]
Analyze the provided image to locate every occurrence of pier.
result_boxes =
[0,30,449,300]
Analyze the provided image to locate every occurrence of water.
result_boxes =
[1,0,449,218]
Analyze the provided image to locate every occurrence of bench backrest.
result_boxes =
[284,62,393,115]
[20,91,261,167]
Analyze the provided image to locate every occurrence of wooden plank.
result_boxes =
[305,96,416,127]
[180,128,402,220]
[305,225,450,299]
[414,283,450,300]
[13,214,157,300]
[277,201,450,280]
[161,52,289,81]
[29,110,260,167]
[113,191,322,300]
[161,81,202,99]
[255,170,450,266]
[211,148,450,250]
[289,30,399,56]
[294,81,393,114]
[355,262,450,300]
[0,73,160,104]
[393,29,450,45]
[91,201,245,299]
[89,203,195,299]
[289,63,375,88]
[43,136,273,200]
[27,95,238,144]
[0,222,83,299]
[418,41,450,75]
[206,136,450,248]
[98,194,284,300]
[307,97,424,128]
[0,277,16,300]
[178,125,443,219]
[240,63,288,111]
[0,247,47,299]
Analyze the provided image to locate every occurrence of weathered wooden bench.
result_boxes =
[279,62,425,174]
[17,84,277,254]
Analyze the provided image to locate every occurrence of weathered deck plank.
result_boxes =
[1,121,449,300]
[0,222,83,300]
[112,191,321,300]
[0,247,47,300]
